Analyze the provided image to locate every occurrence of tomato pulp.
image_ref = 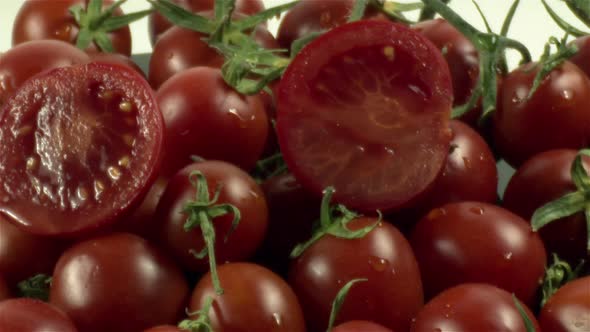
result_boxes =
[276,20,453,212]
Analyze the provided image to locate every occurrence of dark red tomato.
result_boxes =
[0,277,11,301]
[149,22,278,89]
[0,40,89,106]
[289,218,423,332]
[118,177,169,237]
[188,262,306,331]
[410,201,547,305]
[0,62,164,237]
[539,276,590,332]
[12,0,131,55]
[155,161,268,273]
[493,61,590,167]
[503,149,589,264]
[148,0,265,44]
[143,326,185,332]
[0,298,77,332]
[569,35,590,79]
[49,233,189,332]
[156,67,268,175]
[412,19,481,125]
[332,321,393,332]
[0,215,64,289]
[88,52,146,78]
[277,20,453,212]
[410,283,540,332]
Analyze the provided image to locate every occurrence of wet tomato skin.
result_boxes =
[12,0,131,55]
[0,277,11,301]
[188,262,306,332]
[411,283,540,332]
[0,298,78,332]
[503,149,589,264]
[155,161,268,273]
[0,62,164,237]
[493,61,590,167]
[49,233,189,332]
[569,35,590,79]
[0,40,89,106]
[332,321,393,332]
[156,67,268,175]
[289,218,423,332]
[410,201,547,305]
[539,276,590,332]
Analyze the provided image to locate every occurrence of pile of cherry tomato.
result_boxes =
[0,0,588,331]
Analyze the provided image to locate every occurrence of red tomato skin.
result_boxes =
[570,35,590,79]
[277,20,453,213]
[332,321,394,332]
[49,233,189,332]
[88,53,146,78]
[118,177,169,237]
[539,276,590,332]
[156,67,268,175]
[188,262,306,331]
[148,0,264,44]
[410,202,547,305]
[155,161,268,273]
[0,298,78,332]
[493,61,590,167]
[12,0,131,55]
[289,218,423,332]
[0,40,89,106]
[0,278,11,301]
[410,283,540,332]
[503,149,589,264]
[143,326,185,332]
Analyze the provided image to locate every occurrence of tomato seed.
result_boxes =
[25,157,37,171]
[382,46,395,61]
[107,166,121,181]
[119,100,133,113]
[118,156,130,168]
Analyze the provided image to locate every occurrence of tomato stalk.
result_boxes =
[512,295,537,332]
[418,0,449,21]
[540,254,584,307]
[182,171,241,295]
[326,279,367,332]
[290,187,379,258]
[178,296,214,332]
[541,0,590,36]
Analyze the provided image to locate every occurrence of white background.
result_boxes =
[0,0,583,68]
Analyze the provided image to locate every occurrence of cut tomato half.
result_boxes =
[276,20,453,212]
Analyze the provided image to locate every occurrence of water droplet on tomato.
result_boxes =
[504,252,513,260]
[249,190,259,198]
[469,206,484,215]
[384,146,395,155]
[54,24,73,41]
[427,208,447,220]
[562,89,573,100]
[462,157,472,169]
[368,256,389,272]
[272,313,282,327]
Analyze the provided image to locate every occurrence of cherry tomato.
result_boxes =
[0,40,89,106]
[539,276,590,332]
[412,19,481,125]
[88,52,146,78]
[155,161,268,273]
[0,215,64,289]
[289,218,423,332]
[148,0,265,44]
[149,22,278,89]
[332,321,393,332]
[277,20,452,212]
[188,262,306,331]
[569,35,590,79]
[0,62,164,237]
[143,326,185,332]
[410,201,547,305]
[118,177,169,237]
[411,283,540,332]
[156,67,268,175]
[0,298,77,332]
[503,149,589,264]
[0,278,11,301]
[493,61,590,167]
[49,233,189,332]
[12,0,131,55]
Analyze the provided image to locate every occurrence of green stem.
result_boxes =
[199,211,223,295]
[418,0,449,21]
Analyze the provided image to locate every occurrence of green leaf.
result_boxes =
[565,0,590,28]
[87,0,104,18]
[232,1,298,32]
[290,31,323,57]
[471,0,492,33]
[69,4,85,23]
[94,0,126,29]
[348,0,370,23]
[93,31,114,53]
[76,28,95,49]
[512,295,537,332]
[327,279,368,331]
[451,82,482,119]
[148,0,214,34]
[541,0,590,37]
[531,190,587,232]
[571,149,590,192]
[101,9,153,31]
[418,0,449,21]
[214,0,235,22]
[527,37,578,99]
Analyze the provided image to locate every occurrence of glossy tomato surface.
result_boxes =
[493,61,590,166]
[49,233,189,332]
[503,149,589,263]
[156,67,268,175]
[570,35,590,79]
[12,0,131,55]
[156,161,268,273]
[410,202,546,305]
[411,283,540,332]
[188,262,306,332]
[277,20,453,212]
[289,218,423,332]
[143,326,185,332]
[0,40,89,106]
[0,298,77,332]
[332,321,393,332]
[539,276,590,332]
[0,278,11,301]
[0,62,164,237]
[89,52,146,78]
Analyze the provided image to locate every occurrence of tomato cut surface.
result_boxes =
[276,20,453,212]
[0,62,164,236]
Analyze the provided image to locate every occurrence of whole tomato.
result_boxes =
[0,298,77,332]
[539,276,590,332]
[0,277,11,301]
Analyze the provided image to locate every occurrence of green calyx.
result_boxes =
[326,278,368,332]
[17,274,52,302]
[183,170,241,295]
[69,0,152,53]
[540,254,584,307]
[512,295,536,332]
[178,296,215,332]
[422,0,531,124]
[531,149,590,256]
[289,187,380,258]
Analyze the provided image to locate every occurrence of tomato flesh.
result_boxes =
[0,62,163,236]
[277,20,452,212]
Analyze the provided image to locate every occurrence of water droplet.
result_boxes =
[511,96,521,103]
[427,208,447,220]
[356,145,366,153]
[504,252,513,260]
[462,157,472,169]
[444,304,451,308]
[368,256,389,272]
[249,190,259,198]
[384,146,395,155]
[562,89,573,100]
[469,206,484,215]
[272,313,282,327]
